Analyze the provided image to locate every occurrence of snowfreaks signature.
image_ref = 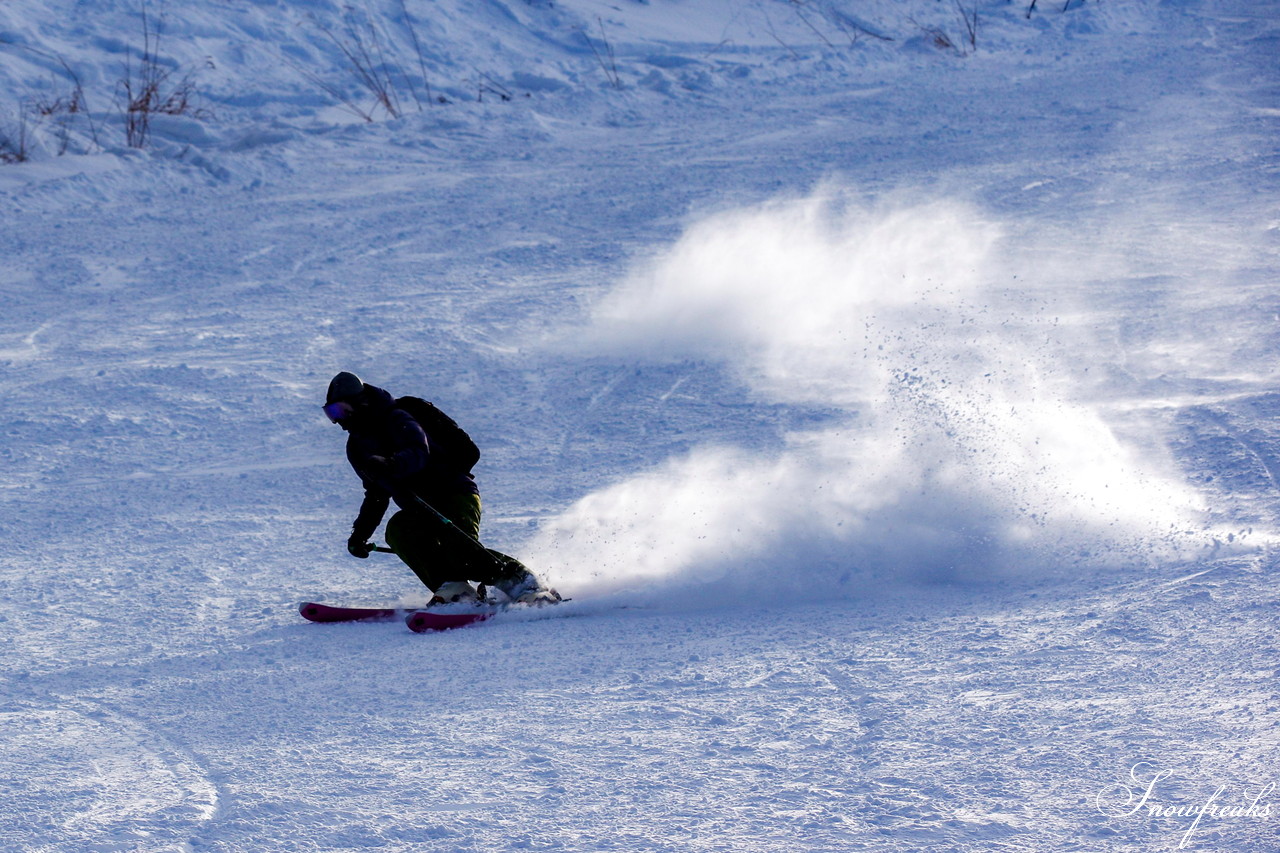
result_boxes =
[1096,762,1274,849]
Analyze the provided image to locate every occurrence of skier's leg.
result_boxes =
[384,509,450,591]
[421,495,488,601]
[431,493,503,584]
[436,492,482,541]
[414,494,557,603]
[435,493,553,600]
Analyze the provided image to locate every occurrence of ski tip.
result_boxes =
[298,602,402,623]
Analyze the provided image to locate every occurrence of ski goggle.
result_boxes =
[323,400,355,423]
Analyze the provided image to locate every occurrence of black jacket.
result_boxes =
[342,384,479,541]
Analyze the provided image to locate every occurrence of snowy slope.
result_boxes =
[1,0,1279,850]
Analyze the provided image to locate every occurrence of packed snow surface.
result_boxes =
[1,0,1278,850]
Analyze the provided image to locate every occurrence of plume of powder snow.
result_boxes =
[529,188,1210,601]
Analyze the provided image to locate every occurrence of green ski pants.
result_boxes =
[384,494,528,592]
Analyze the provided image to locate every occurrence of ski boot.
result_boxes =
[496,572,561,606]
[430,580,482,605]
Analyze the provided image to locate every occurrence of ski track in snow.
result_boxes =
[4,560,1277,851]
[1,0,1278,850]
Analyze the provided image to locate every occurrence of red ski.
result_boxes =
[299,602,406,623]
[405,609,495,633]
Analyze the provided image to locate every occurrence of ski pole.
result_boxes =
[360,511,490,563]
[406,494,511,574]
[369,495,521,575]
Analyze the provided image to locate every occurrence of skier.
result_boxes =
[322,371,557,605]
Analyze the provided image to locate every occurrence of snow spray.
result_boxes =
[529,187,1210,601]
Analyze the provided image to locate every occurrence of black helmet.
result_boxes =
[326,371,365,404]
[323,372,366,424]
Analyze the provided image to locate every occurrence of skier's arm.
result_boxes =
[351,487,389,544]
[344,483,388,558]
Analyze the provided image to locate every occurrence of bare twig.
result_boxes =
[586,16,621,89]
[118,5,203,148]
[828,12,894,44]
[313,12,402,119]
[359,13,401,117]
[0,110,30,163]
[791,3,836,49]
[909,16,958,54]
[955,0,978,51]
[119,4,165,148]
[475,70,513,102]
[1,43,102,154]
[396,0,433,108]
[763,13,801,59]
[287,56,377,122]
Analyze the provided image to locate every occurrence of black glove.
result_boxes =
[347,535,373,559]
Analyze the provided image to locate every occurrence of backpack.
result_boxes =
[394,396,480,475]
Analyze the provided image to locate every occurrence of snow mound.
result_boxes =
[0,0,1154,168]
